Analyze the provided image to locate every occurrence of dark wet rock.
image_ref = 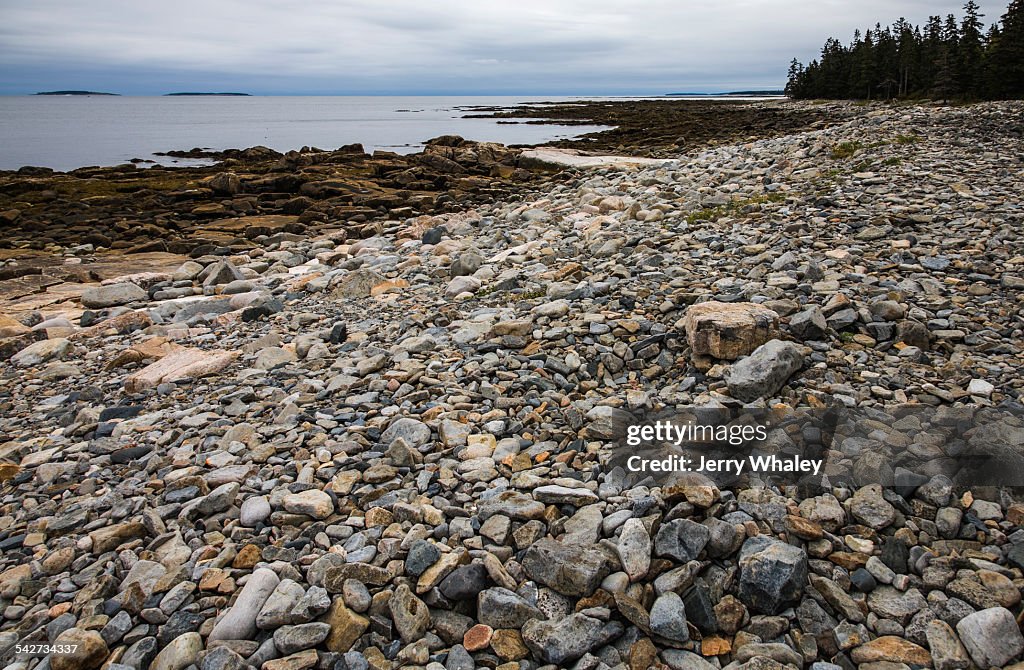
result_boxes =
[522,613,623,665]
[736,536,808,614]
[522,538,613,597]
[655,518,711,562]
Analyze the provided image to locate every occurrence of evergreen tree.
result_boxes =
[943,13,961,49]
[988,0,1024,97]
[895,18,918,96]
[959,1,985,98]
[923,15,944,90]
[932,46,958,103]
[981,24,1002,96]
[851,31,874,99]
[785,59,805,97]
[784,0,1022,101]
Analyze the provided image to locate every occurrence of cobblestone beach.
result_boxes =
[1,99,1024,670]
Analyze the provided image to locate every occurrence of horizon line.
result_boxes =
[2,90,786,98]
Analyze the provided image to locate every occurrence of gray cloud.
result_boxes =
[0,0,977,94]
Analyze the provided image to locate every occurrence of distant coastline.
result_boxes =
[35,90,119,96]
[31,91,252,97]
[666,90,784,97]
[164,92,250,96]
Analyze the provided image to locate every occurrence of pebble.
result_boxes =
[281,489,334,519]
[148,632,202,670]
[616,518,652,581]
[239,495,271,526]
[208,568,280,641]
[649,592,689,643]
[49,628,109,670]
[655,518,711,562]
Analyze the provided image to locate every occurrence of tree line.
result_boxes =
[785,0,1024,101]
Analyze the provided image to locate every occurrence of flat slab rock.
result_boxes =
[124,347,239,393]
[80,282,147,309]
[519,148,674,168]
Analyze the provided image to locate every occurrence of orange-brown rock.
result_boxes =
[851,636,931,665]
[785,514,824,540]
[463,623,494,652]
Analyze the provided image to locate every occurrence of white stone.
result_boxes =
[967,378,994,397]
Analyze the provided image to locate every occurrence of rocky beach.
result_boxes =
[1,98,1024,670]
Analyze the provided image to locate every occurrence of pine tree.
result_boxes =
[895,18,917,96]
[958,1,985,98]
[785,59,805,97]
[981,24,1002,96]
[932,46,958,103]
[988,0,1024,97]
[851,30,874,99]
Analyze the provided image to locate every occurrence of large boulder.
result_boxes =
[332,269,385,299]
[200,260,245,287]
[0,315,29,338]
[206,172,241,195]
[10,337,72,367]
[682,301,779,359]
[124,347,238,393]
[584,405,633,440]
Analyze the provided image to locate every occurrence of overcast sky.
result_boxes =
[0,0,979,95]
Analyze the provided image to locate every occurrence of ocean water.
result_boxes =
[0,95,624,172]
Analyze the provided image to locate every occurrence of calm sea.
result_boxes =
[0,95,625,172]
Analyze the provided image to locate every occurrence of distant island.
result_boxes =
[35,90,119,96]
[667,90,784,97]
[164,92,250,96]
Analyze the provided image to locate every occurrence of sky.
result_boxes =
[0,0,979,96]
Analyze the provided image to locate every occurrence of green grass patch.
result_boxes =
[685,207,723,224]
[475,284,547,302]
[895,134,922,145]
[684,193,785,224]
[830,141,863,159]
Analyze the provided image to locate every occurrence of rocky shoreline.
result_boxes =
[2,99,1024,670]
[463,99,838,157]
[0,137,543,254]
